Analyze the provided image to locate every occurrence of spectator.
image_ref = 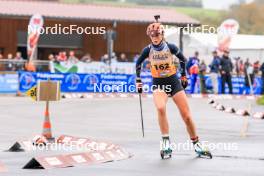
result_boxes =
[199,60,207,93]
[81,53,92,63]
[57,51,67,62]
[244,63,254,94]
[7,53,13,59]
[119,53,128,62]
[243,58,252,93]
[6,53,15,71]
[110,52,118,63]
[133,54,140,63]
[48,54,55,62]
[238,60,244,76]
[260,62,264,94]
[14,51,23,60]
[234,57,241,76]
[68,51,79,64]
[244,58,250,72]
[25,60,36,72]
[186,51,200,94]
[209,50,220,94]
[101,54,108,64]
[48,54,55,71]
[14,52,24,71]
[101,53,117,64]
[0,53,3,59]
[253,61,260,75]
[220,50,233,94]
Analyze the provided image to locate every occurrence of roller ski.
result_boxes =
[193,140,212,159]
[160,136,172,159]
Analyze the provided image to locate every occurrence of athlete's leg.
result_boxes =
[172,90,197,139]
[172,90,212,158]
[153,90,169,135]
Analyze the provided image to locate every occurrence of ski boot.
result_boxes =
[160,136,172,159]
[193,141,212,159]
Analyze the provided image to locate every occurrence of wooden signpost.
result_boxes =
[26,79,60,102]
[25,79,60,142]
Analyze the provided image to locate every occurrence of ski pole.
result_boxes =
[138,93,145,138]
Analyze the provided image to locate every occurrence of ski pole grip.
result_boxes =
[136,78,143,94]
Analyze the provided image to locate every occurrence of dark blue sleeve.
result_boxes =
[136,46,150,78]
[167,43,187,76]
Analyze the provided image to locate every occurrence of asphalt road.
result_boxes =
[0,96,263,176]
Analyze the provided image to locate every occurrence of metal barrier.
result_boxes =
[0,59,50,72]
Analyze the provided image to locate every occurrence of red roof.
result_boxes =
[0,0,200,26]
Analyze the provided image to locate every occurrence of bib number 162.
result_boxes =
[153,63,169,70]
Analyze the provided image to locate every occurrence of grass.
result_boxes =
[62,0,137,6]
[61,0,220,16]
[61,0,222,17]
[257,96,264,105]
[61,0,223,26]
[173,6,225,27]
[174,6,222,19]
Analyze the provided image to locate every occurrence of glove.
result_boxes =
[180,76,188,89]
[136,78,143,93]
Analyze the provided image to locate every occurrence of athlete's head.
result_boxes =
[147,16,165,45]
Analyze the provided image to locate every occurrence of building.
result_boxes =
[0,0,199,61]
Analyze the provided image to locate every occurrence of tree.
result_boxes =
[226,2,264,34]
[129,0,202,7]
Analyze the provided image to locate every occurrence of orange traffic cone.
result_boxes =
[42,104,54,141]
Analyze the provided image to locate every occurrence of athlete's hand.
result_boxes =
[180,76,188,89]
[136,78,143,93]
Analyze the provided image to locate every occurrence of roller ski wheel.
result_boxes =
[194,142,213,159]
[196,150,213,159]
[160,148,172,159]
[160,136,172,159]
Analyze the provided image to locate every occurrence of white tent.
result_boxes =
[165,31,264,64]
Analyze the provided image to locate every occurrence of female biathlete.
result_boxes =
[136,17,212,159]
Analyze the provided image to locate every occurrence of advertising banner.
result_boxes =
[0,73,18,93]
[27,14,44,61]
[18,71,263,95]
[18,72,137,93]
[51,62,135,74]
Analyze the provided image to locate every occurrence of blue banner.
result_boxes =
[186,75,262,95]
[18,71,263,95]
[0,73,18,93]
[18,72,137,93]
